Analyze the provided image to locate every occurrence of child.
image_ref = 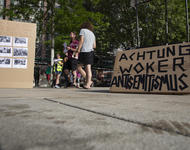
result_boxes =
[53,53,63,88]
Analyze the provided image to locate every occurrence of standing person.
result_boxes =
[34,64,40,87]
[64,32,79,87]
[53,53,63,88]
[76,22,96,89]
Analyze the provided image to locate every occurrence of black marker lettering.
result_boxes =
[146,62,155,73]
[129,52,135,60]
[110,76,118,87]
[157,48,165,58]
[137,51,146,60]
[166,46,175,57]
[178,73,188,91]
[119,53,128,61]
[179,45,190,56]
[120,65,133,74]
[147,50,156,59]
[173,57,185,72]
[158,59,168,73]
[134,62,144,74]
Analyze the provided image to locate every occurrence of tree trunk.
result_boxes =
[3,0,10,20]
[41,0,47,59]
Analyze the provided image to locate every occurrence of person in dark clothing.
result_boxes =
[63,32,79,87]
[34,64,40,87]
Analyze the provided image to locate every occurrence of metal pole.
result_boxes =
[50,1,55,81]
[51,33,55,78]
[185,0,189,42]
[165,0,168,45]
[135,0,140,47]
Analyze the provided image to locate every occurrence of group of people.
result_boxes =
[53,21,96,89]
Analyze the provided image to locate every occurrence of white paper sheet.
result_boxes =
[0,47,12,57]
[0,57,12,68]
[13,37,28,47]
[13,59,27,69]
[13,47,28,57]
[0,36,12,46]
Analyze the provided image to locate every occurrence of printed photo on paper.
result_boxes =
[13,37,28,47]
[13,59,27,69]
[0,57,12,68]
[0,36,12,46]
[13,48,28,57]
[0,47,12,57]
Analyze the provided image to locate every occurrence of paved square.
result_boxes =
[0,88,190,150]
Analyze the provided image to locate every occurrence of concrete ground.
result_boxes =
[0,87,190,150]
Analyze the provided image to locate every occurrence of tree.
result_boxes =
[95,0,189,50]
[53,0,106,55]
[0,0,55,60]
[1,0,188,59]
[138,0,187,47]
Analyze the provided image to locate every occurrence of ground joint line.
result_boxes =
[43,98,190,138]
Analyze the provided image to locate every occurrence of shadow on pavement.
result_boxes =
[77,89,110,93]
[78,89,190,96]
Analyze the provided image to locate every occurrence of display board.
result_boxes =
[110,43,190,94]
[0,20,36,88]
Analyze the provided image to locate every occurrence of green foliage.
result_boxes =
[54,0,105,54]
[1,0,189,56]
[138,0,188,47]
[95,0,189,49]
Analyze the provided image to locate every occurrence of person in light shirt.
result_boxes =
[76,22,96,89]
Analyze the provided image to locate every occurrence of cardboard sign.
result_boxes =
[110,43,190,94]
[0,20,36,88]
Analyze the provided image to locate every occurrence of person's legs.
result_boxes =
[64,69,70,79]
[84,64,92,88]
[64,69,70,87]
[72,70,77,86]
[63,60,71,87]
[76,77,80,88]
[55,74,60,85]
[77,64,86,79]
[47,74,51,84]
[35,75,39,87]
[36,76,40,87]
[71,58,78,86]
